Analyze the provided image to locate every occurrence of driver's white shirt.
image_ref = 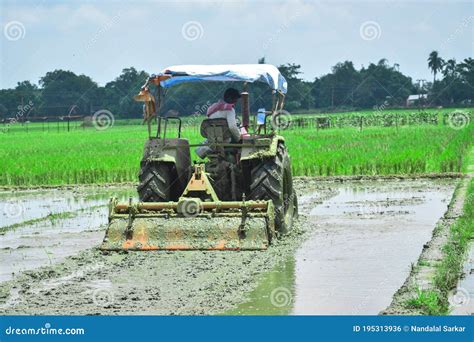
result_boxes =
[208,109,241,142]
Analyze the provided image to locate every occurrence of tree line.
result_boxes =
[1,52,472,120]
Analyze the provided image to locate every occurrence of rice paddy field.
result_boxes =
[0,108,472,186]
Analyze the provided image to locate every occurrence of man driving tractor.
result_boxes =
[207,88,241,141]
[196,87,242,158]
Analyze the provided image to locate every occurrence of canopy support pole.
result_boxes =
[241,82,250,129]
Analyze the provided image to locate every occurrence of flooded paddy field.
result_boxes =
[0,178,458,315]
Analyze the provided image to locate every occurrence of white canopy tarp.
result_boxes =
[158,64,288,94]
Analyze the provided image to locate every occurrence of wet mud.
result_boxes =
[0,178,457,315]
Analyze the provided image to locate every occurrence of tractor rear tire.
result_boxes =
[249,143,297,235]
[137,162,171,202]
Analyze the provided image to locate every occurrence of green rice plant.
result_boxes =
[0,111,472,186]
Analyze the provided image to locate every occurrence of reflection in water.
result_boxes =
[226,256,296,315]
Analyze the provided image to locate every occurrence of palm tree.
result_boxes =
[427,51,445,83]
[442,59,457,78]
[458,58,474,86]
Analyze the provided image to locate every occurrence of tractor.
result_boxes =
[101,64,297,251]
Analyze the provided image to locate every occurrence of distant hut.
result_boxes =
[406,94,427,107]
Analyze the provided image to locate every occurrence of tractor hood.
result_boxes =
[156,64,287,94]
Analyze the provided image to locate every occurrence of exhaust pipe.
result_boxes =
[241,83,250,128]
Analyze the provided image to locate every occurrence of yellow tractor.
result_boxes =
[101,64,297,251]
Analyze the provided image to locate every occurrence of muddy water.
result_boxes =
[229,179,456,315]
[0,179,457,315]
[0,187,134,282]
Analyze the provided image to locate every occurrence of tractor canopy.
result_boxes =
[152,64,287,94]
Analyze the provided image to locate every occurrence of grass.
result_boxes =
[0,110,472,186]
[433,177,474,307]
[405,176,474,315]
[406,288,445,315]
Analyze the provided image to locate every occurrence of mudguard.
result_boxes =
[142,137,191,182]
[240,135,285,162]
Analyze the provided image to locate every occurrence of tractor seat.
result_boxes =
[200,118,232,143]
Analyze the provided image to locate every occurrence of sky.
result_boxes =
[0,0,472,89]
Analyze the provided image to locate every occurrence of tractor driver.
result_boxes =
[196,88,242,158]
[206,87,241,142]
